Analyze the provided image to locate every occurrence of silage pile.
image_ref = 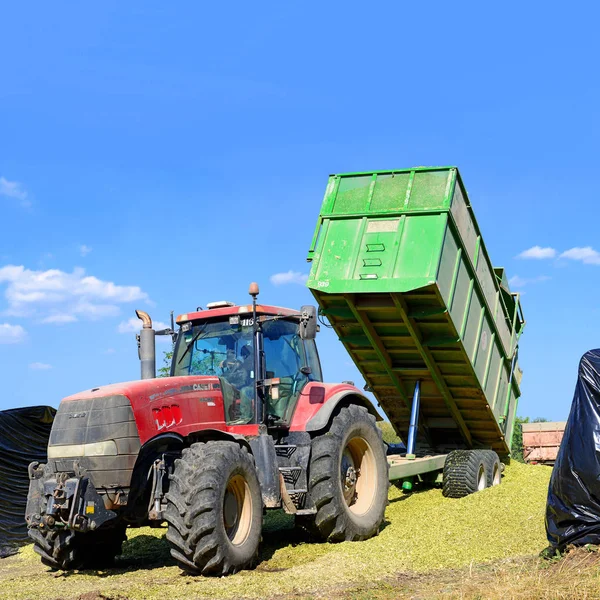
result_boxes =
[9,462,552,599]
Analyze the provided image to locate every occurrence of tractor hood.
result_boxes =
[62,376,222,404]
[59,375,228,447]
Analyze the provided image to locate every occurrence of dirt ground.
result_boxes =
[2,462,587,600]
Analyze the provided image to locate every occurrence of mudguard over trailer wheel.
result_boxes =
[164,441,262,576]
[302,404,389,542]
[29,524,127,570]
[442,450,489,498]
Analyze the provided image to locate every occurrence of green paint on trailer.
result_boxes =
[307,167,524,458]
[388,454,447,481]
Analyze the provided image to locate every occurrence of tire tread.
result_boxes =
[302,405,389,542]
[164,441,262,576]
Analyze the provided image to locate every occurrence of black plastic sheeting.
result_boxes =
[0,406,55,557]
[546,349,600,550]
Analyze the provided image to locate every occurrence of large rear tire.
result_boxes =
[303,404,389,542]
[164,441,262,576]
[29,524,127,570]
[442,449,488,498]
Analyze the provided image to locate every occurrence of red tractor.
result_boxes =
[26,284,389,575]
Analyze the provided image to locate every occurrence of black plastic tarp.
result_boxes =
[546,349,600,550]
[0,406,55,557]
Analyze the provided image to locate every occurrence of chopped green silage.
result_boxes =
[3,462,552,600]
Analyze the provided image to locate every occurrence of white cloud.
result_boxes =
[118,317,141,334]
[41,314,78,324]
[0,323,26,344]
[0,177,27,200]
[29,362,52,370]
[508,275,551,289]
[270,270,309,286]
[79,245,92,257]
[559,246,600,265]
[0,265,148,322]
[508,275,527,288]
[75,302,121,318]
[516,246,557,260]
[118,317,168,334]
[104,348,116,355]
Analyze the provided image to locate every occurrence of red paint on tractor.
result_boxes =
[62,376,239,445]
[176,304,298,325]
[289,382,365,431]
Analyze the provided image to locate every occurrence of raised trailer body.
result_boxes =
[307,167,524,483]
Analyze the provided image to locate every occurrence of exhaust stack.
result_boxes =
[136,310,156,379]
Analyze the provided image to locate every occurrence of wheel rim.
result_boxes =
[340,435,377,516]
[492,462,501,486]
[477,464,486,491]
[223,474,253,546]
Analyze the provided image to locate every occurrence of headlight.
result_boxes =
[47,440,118,458]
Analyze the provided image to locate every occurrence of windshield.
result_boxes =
[172,317,316,424]
[173,320,253,378]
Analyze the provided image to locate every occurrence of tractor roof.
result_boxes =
[176,304,298,325]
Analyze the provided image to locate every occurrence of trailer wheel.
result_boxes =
[303,404,389,542]
[442,450,488,498]
[29,524,126,570]
[164,441,262,576]
[482,450,501,487]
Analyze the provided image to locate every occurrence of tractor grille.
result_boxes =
[48,395,140,489]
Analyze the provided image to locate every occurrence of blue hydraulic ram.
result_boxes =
[401,381,421,492]
[406,380,421,457]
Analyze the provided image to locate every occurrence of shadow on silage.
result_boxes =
[256,508,394,569]
[257,510,315,568]
[65,512,322,578]
[388,480,439,504]
[117,532,175,569]
[49,534,175,580]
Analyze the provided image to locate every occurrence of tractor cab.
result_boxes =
[171,300,322,426]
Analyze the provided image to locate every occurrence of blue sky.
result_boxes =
[1,2,599,421]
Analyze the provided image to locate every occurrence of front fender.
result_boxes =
[290,382,382,433]
[306,391,381,433]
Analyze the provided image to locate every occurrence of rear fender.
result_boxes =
[305,391,381,434]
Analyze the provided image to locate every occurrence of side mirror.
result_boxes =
[299,305,317,340]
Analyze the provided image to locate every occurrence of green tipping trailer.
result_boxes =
[306,167,524,487]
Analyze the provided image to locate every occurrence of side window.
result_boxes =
[263,335,301,378]
[303,340,323,382]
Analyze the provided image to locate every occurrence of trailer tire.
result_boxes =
[29,524,127,570]
[442,450,488,498]
[482,450,501,487]
[303,404,389,542]
[164,441,262,576]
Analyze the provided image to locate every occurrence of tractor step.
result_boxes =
[274,444,297,458]
[278,466,302,487]
[294,508,317,516]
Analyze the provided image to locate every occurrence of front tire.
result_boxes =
[164,441,262,576]
[29,524,126,570]
[304,404,389,542]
